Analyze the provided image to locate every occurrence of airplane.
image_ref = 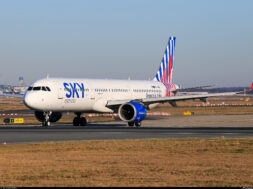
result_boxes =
[23,36,239,127]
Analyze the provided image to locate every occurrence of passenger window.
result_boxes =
[46,87,51,91]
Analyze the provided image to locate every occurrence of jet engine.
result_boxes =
[118,102,147,122]
[34,111,62,123]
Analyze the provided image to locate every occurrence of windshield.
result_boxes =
[27,86,51,91]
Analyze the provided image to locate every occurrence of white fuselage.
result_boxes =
[23,78,178,113]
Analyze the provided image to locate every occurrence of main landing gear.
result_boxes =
[42,111,51,126]
[73,113,87,126]
[128,121,141,127]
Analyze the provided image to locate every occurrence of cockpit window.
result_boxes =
[33,87,41,91]
[28,86,51,91]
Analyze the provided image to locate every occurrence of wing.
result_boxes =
[106,91,238,110]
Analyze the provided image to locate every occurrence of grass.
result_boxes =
[151,105,253,116]
[0,138,252,187]
[0,97,27,111]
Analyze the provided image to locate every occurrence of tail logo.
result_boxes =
[155,36,176,84]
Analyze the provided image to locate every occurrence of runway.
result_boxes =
[0,123,253,144]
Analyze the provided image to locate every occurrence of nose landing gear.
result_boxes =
[42,111,52,126]
[73,113,87,126]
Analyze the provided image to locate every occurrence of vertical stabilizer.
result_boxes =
[154,36,176,83]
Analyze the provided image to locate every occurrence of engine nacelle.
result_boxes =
[34,111,62,123]
[118,102,147,122]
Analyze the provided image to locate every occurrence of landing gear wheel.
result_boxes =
[80,117,87,126]
[135,122,141,127]
[73,117,80,126]
[42,121,50,126]
[128,122,134,127]
[42,111,52,127]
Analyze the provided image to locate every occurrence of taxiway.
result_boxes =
[0,123,253,144]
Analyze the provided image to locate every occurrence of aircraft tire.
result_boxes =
[128,122,134,127]
[73,117,80,126]
[42,121,50,127]
[80,117,87,126]
[135,122,141,127]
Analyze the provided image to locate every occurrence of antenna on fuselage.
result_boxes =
[46,74,49,79]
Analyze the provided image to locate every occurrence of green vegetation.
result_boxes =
[0,138,252,187]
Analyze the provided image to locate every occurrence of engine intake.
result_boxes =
[118,102,146,122]
[34,111,62,123]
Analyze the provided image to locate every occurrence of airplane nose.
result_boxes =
[23,93,37,110]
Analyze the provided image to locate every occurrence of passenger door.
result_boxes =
[54,81,63,99]
[58,87,63,99]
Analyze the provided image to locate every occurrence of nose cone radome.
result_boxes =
[23,93,39,110]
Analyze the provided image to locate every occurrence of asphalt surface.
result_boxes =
[0,123,253,144]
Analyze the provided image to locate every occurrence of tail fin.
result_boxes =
[154,36,176,83]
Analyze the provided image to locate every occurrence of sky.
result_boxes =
[0,0,252,87]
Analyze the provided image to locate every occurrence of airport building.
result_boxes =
[0,85,13,94]
[13,86,28,95]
